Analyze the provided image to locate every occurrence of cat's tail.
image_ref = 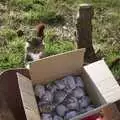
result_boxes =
[36,23,45,39]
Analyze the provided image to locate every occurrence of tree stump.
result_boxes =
[76,4,97,63]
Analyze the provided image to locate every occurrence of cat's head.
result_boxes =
[26,37,44,53]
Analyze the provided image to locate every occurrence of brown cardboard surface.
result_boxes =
[28,49,109,119]
[28,49,120,119]
[72,103,110,120]
[30,49,85,84]
[84,60,120,103]
[81,69,106,105]
[1,50,120,120]
[17,73,40,120]
[102,103,120,120]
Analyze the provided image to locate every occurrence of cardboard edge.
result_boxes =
[0,68,30,78]
[81,68,106,105]
[16,72,41,120]
[83,60,120,104]
[30,48,86,64]
[71,103,111,120]
[30,48,85,84]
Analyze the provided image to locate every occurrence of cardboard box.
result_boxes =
[0,49,120,120]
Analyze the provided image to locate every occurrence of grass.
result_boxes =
[45,33,74,56]
[0,0,120,78]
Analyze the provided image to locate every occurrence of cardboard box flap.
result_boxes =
[17,73,41,120]
[83,60,120,103]
[71,103,110,120]
[30,49,85,84]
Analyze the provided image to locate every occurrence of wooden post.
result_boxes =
[76,4,120,119]
[76,4,97,63]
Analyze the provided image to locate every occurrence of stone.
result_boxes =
[80,108,86,114]
[56,104,68,117]
[63,76,76,90]
[64,87,72,94]
[46,83,57,94]
[54,90,67,104]
[41,113,52,120]
[34,75,96,120]
[75,76,84,88]
[34,84,45,98]
[55,80,65,90]
[41,91,53,103]
[38,102,54,113]
[71,87,85,99]
[86,105,95,112]
[65,96,79,111]
[79,96,91,108]
[64,111,78,120]
[53,115,63,120]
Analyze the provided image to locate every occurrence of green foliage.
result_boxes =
[45,31,74,56]
[0,28,17,41]
[0,0,120,78]
[45,40,74,56]
[10,0,46,11]
[103,48,120,78]
[23,10,65,25]
[111,64,120,79]
[0,38,25,69]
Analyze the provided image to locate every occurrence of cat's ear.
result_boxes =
[26,37,32,44]
[27,40,31,44]
[37,36,43,43]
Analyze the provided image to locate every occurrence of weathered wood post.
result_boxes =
[76,4,97,63]
[76,4,120,119]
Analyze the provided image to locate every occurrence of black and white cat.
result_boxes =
[24,23,45,69]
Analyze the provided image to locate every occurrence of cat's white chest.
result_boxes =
[28,52,43,61]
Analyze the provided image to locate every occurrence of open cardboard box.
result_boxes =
[0,48,120,120]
